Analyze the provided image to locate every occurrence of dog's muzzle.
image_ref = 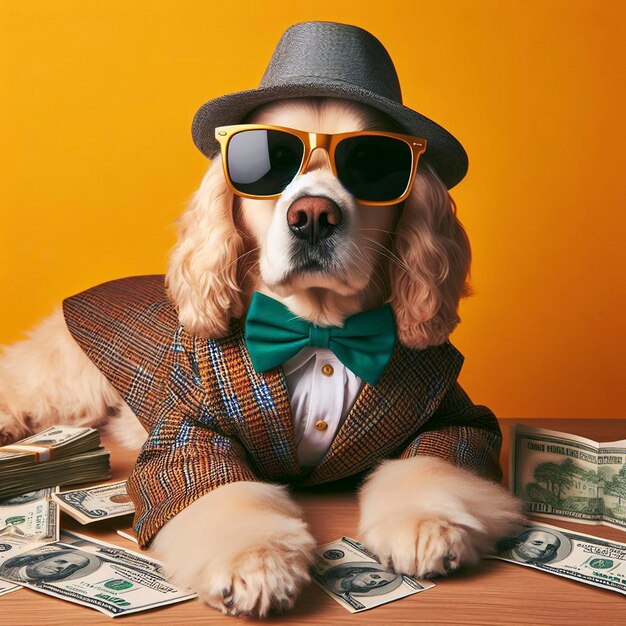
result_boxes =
[286,196,342,245]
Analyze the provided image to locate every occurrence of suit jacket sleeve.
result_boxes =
[126,367,258,549]
[116,303,259,550]
[398,382,503,482]
[62,275,258,549]
[120,308,257,548]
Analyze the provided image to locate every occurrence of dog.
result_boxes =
[0,95,523,616]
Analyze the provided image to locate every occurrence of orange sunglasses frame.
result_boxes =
[215,124,427,206]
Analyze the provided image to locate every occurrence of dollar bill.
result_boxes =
[510,423,626,531]
[0,527,47,596]
[490,521,626,595]
[0,530,196,616]
[0,579,20,596]
[311,537,435,613]
[53,481,134,524]
[0,488,59,543]
[115,528,137,544]
[0,526,43,554]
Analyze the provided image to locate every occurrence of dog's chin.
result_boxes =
[259,240,372,297]
[268,269,369,298]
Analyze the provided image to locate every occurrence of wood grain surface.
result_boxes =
[2,419,625,625]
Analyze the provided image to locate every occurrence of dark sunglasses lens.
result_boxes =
[226,130,304,196]
[335,135,412,202]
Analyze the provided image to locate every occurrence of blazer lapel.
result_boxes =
[302,340,464,484]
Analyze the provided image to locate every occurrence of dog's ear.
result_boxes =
[166,159,245,337]
[388,162,473,349]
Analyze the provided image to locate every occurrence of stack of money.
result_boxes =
[0,426,111,499]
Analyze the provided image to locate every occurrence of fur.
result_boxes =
[150,482,315,616]
[0,97,522,617]
[359,456,523,577]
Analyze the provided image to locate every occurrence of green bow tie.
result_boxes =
[244,292,396,386]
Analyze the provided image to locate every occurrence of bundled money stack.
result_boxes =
[0,426,111,499]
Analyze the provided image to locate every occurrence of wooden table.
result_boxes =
[2,419,625,625]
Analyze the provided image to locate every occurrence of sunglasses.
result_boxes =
[215,124,427,206]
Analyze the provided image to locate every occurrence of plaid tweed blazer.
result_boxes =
[63,275,503,549]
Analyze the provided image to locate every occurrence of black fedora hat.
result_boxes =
[191,21,468,189]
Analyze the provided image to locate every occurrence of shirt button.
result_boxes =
[315,419,328,431]
[321,364,334,377]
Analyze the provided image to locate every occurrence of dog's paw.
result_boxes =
[0,407,31,446]
[358,456,524,578]
[150,481,315,617]
[195,517,314,616]
[361,514,476,578]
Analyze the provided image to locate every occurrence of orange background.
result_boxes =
[1,1,624,419]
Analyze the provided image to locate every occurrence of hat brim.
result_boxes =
[191,82,468,190]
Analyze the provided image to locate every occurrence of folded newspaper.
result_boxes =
[0,427,111,499]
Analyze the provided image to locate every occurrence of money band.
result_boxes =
[0,444,54,462]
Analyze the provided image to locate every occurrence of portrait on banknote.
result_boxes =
[490,521,626,596]
[0,491,47,507]
[0,548,101,583]
[496,527,573,564]
[0,530,196,616]
[317,562,402,597]
[311,538,435,612]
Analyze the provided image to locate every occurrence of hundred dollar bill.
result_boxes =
[116,528,138,544]
[490,521,626,595]
[0,579,20,596]
[0,488,60,543]
[0,525,43,554]
[510,424,626,531]
[0,527,48,595]
[311,537,435,613]
[0,529,27,595]
[53,481,134,524]
[0,530,196,616]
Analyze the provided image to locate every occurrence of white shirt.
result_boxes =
[282,347,364,468]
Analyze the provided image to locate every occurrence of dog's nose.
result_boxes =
[287,196,342,244]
